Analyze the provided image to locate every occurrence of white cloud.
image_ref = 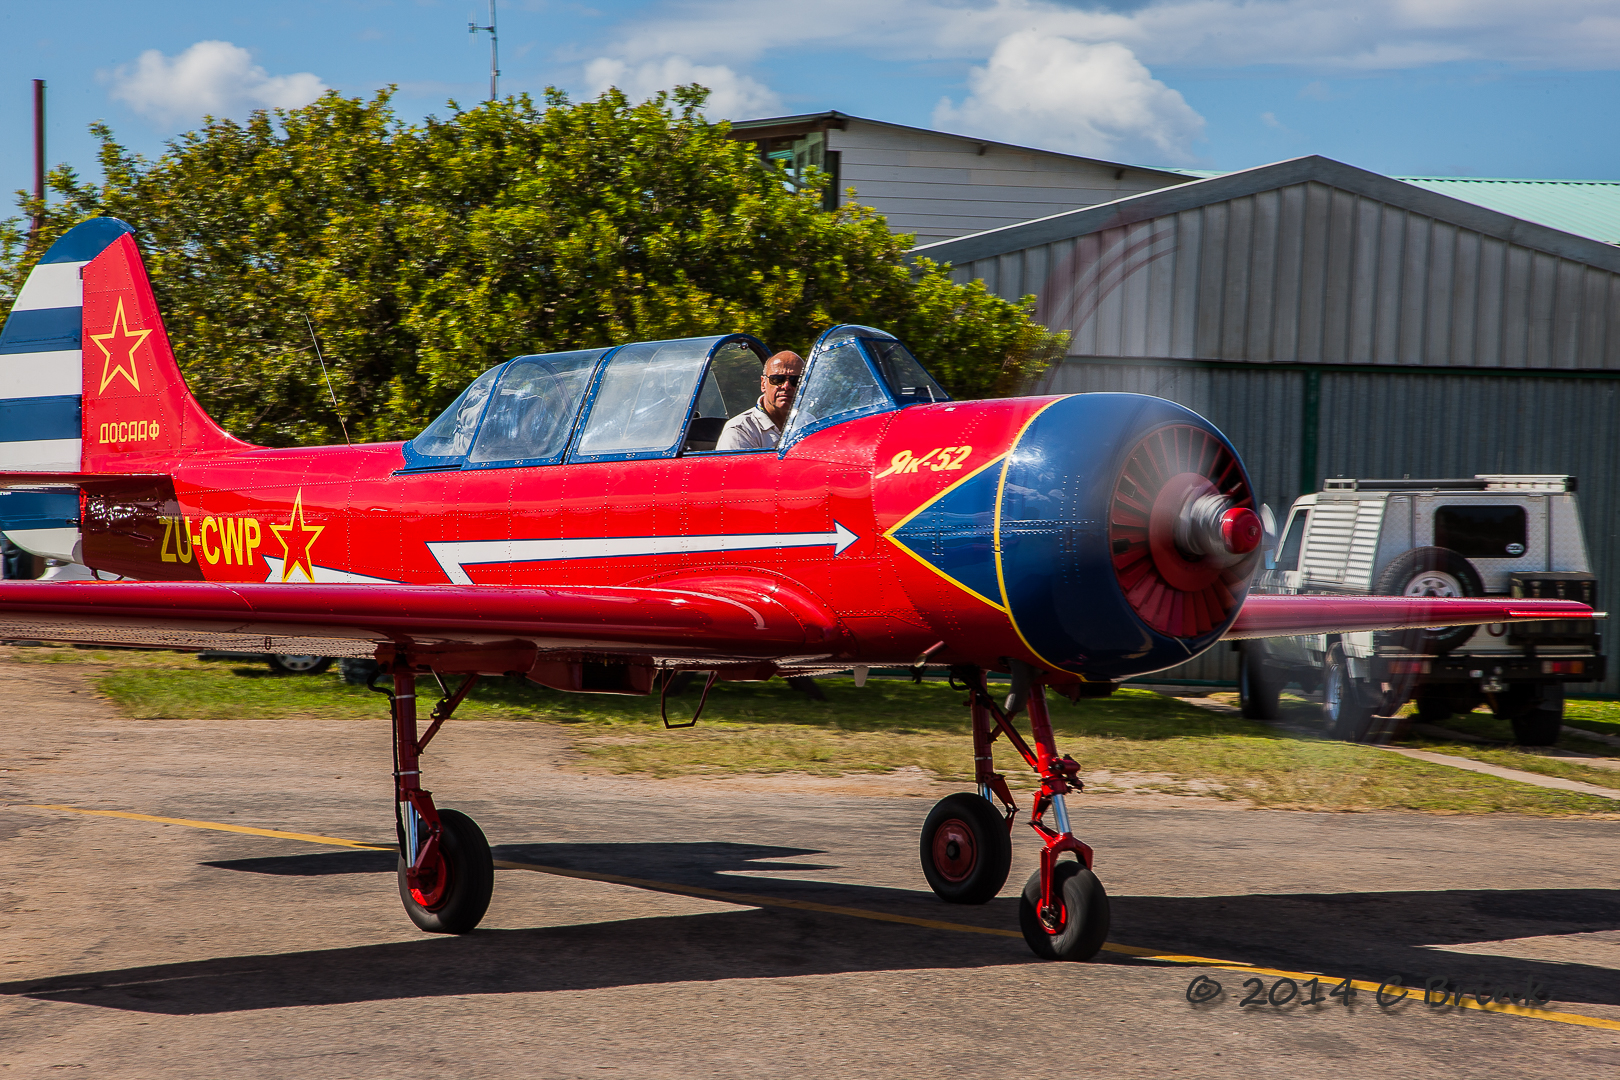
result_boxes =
[107,41,327,125]
[934,32,1206,164]
[593,0,1620,73]
[583,55,780,117]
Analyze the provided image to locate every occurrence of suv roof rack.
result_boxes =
[1322,475,1576,493]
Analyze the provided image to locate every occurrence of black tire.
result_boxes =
[1495,682,1565,747]
[1323,643,1377,742]
[1238,642,1281,720]
[1018,861,1111,961]
[398,808,494,934]
[919,793,1013,905]
[1374,547,1484,654]
[267,654,333,675]
[1414,692,1453,724]
[340,657,380,685]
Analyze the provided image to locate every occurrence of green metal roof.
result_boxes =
[1393,177,1620,245]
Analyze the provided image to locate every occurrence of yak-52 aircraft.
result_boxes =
[0,218,1594,959]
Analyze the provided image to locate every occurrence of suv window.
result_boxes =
[1277,511,1308,571]
[1436,504,1527,558]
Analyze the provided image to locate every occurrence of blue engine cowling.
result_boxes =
[997,394,1260,679]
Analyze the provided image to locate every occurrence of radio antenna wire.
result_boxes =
[304,313,352,447]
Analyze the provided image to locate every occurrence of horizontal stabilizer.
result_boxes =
[1223,594,1595,640]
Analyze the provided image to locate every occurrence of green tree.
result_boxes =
[2,87,1065,447]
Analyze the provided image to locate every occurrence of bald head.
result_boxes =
[760,350,804,427]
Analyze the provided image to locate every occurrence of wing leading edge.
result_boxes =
[1223,594,1595,640]
[0,580,842,662]
[0,582,1594,667]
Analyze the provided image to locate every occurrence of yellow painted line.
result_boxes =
[27,804,1620,1032]
[26,804,392,850]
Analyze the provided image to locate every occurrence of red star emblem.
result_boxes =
[270,490,325,583]
[88,297,151,393]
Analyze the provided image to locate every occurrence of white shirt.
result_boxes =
[715,398,782,451]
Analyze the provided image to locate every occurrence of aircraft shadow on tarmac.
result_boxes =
[2,841,1616,1016]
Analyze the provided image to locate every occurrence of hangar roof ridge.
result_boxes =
[728,110,1190,184]
[909,155,1620,275]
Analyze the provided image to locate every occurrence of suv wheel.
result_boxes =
[1323,643,1377,741]
[267,654,333,675]
[1238,642,1281,720]
[1494,682,1565,747]
[1373,547,1485,654]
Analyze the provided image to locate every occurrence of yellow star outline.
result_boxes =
[88,297,151,394]
[269,490,325,583]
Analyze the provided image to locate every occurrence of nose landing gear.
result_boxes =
[919,665,1111,961]
[389,663,494,934]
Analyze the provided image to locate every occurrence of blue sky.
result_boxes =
[6,0,1620,215]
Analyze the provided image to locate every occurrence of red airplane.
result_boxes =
[0,218,1593,959]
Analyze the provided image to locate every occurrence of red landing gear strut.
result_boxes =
[917,664,1111,961]
[389,664,494,934]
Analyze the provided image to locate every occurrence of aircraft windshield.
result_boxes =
[413,365,502,458]
[468,349,607,464]
[781,336,891,444]
[866,339,946,404]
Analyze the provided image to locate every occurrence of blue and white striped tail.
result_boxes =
[0,219,134,562]
[1,219,135,470]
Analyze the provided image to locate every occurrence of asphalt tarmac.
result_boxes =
[2,656,1618,1079]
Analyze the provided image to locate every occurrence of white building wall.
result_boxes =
[828,121,1185,247]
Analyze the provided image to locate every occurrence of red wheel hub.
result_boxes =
[1109,424,1259,639]
[931,819,978,883]
[409,847,452,910]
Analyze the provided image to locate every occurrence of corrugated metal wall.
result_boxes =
[954,181,1620,372]
[1048,361,1620,691]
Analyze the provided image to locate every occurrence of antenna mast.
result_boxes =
[469,1,499,102]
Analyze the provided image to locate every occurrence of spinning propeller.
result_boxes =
[1108,424,1262,639]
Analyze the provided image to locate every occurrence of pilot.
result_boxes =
[715,350,805,451]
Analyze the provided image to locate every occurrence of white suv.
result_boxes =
[1241,475,1603,744]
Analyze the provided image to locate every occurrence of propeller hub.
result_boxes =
[1220,507,1262,555]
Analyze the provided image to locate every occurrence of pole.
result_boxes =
[469,2,500,103]
[488,0,499,102]
[31,79,45,240]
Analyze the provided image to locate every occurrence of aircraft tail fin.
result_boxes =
[1,218,249,564]
[0,217,248,479]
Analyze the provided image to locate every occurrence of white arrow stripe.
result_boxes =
[262,556,400,584]
[427,523,859,585]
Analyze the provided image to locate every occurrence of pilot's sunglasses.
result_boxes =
[766,373,802,387]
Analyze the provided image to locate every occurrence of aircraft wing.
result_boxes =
[1222,594,1596,639]
[0,580,839,662]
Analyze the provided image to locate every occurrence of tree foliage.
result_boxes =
[1,87,1066,447]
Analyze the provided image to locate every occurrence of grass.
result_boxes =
[13,644,1619,816]
[1383,699,1620,790]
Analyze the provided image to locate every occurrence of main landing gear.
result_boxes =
[919,665,1111,962]
[388,664,494,934]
